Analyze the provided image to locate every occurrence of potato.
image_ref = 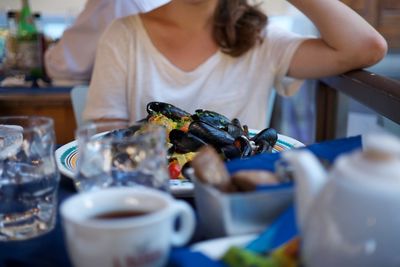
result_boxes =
[191,146,237,192]
[231,170,279,192]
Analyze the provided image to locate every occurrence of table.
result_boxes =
[0,136,363,267]
[0,176,74,267]
[0,176,201,267]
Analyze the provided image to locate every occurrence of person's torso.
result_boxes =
[123,16,277,129]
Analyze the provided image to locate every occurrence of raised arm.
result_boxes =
[287,0,388,79]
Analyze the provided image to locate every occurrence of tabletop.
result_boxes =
[0,176,202,267]
[0,177,74,267]
[0,136,363,267]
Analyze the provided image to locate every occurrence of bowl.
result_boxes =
[193,177,293,239]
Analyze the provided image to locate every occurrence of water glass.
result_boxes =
[0,116,60,241]
[74,121,169,192]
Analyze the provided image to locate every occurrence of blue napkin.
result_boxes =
[245,205,297,253]
[226,135,362,173]
[168,248,227,267]
[167,206,297,267]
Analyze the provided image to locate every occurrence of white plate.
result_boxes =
[191,234,257,260]
[55,133,303,196]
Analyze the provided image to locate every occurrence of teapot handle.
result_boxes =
[283,149,327,232]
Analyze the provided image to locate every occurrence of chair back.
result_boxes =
[70,85,89,127]
[266,90,276,127]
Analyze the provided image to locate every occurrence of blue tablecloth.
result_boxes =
[0,136,362,267]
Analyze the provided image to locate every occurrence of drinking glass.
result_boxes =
[0,116,60,241]
[74,121,170,193]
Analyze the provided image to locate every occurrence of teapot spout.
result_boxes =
[283,149,327,232]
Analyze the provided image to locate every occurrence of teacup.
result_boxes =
[60,187,195,267]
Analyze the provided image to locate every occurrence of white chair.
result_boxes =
[70,85,89,127]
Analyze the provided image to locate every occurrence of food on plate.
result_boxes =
[231,170,279,192]
[191,146,281,192]
[146,102,278,179]
[191,146,235,192]
[105,101,279,179]
[221,237,300,267]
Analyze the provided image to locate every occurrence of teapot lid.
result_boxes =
[334,133,400,189]
[363,133,400,161]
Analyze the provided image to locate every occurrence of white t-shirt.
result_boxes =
[83,15,307,129]
[44,0,170,85]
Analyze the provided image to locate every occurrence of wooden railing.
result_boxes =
[315,70,400,141]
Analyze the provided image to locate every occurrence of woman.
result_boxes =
[83,0,387,129]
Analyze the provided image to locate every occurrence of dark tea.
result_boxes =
[91,210,151,220]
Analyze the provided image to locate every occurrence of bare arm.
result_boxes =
[287,0,388,79]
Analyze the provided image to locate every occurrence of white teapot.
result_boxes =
[283,134,400,267]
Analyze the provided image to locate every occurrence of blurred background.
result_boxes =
[0,0,398,144]
[0,0,300,40]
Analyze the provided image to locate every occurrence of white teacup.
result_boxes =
[60,187,195,267]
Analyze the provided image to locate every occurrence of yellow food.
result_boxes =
[147,114,197,179]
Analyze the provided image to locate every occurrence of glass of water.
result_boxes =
[0,116,60,241]
[74,121,169,193]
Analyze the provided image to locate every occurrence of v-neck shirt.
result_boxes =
[84,15,307,129]
[136,16,221,77]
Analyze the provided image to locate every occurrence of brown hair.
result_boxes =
[213,0,268,57]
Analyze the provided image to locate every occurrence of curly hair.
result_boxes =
[213,0,268,57]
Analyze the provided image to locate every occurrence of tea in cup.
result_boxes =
[60,187,195,267]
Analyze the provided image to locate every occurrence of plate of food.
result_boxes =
[55,102,304,196]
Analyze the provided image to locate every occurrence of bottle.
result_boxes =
[16,0,43,81]
[33,12,48,81]
[33,13,42,32]
[3,11,18,72]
